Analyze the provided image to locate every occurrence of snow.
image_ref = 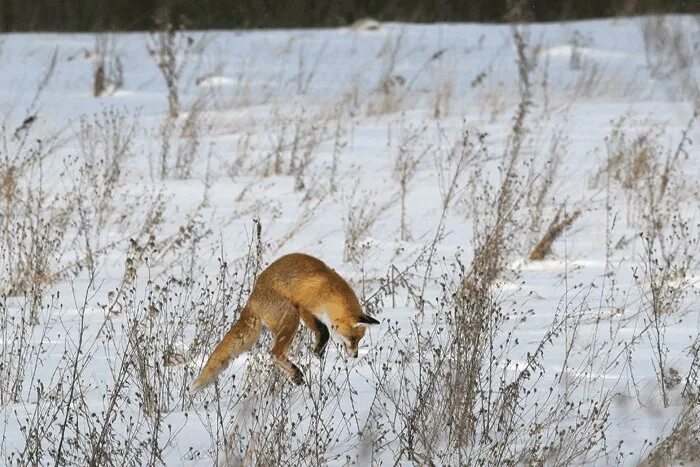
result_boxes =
[1,15,699,466]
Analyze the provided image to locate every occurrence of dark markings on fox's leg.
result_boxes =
[314,318,330,358]
[290,364,304,385]
[300,309,330,358]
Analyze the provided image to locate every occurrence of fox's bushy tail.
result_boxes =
[190,306,262,393]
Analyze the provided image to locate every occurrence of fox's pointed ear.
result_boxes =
[354,314,380,327]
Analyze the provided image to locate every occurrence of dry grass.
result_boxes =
[92,34,123,97]
[343,183,397,264]
[529,205,581,261]
[642,15,700,101]
[644,400,700,466]
[147,11,195,119]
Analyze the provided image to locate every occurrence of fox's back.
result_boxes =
[259,253,329,282]
[252,253,358,313]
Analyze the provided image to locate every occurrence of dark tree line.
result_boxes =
[1,0,697,31]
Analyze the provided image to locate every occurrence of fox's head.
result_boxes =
[336,314,380,358]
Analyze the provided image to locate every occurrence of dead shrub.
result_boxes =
[92,34,124,97]
[529,205,581,261]
[147,10,195,119]
[642,16,700,101]
[644,401,700,466]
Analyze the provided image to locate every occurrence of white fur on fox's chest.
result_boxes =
[314,309,334,328]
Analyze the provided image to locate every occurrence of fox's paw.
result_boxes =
[290,365,304,386]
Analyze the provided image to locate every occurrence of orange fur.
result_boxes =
[190,253,379,391]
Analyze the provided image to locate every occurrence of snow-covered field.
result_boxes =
[1,15,699,466]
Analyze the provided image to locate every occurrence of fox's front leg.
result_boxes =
[270,312,304,385]
[300,309,330,358]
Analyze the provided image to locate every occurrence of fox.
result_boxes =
[190,253,379,391]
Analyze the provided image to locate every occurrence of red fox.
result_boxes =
[191,253,379,391]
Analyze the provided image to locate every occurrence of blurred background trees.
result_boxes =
[1,0,697,31]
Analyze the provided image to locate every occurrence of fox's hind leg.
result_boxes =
[300,309,329,358]
[268,301,304,385]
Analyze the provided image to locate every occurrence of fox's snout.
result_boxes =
[340,336,360,358]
